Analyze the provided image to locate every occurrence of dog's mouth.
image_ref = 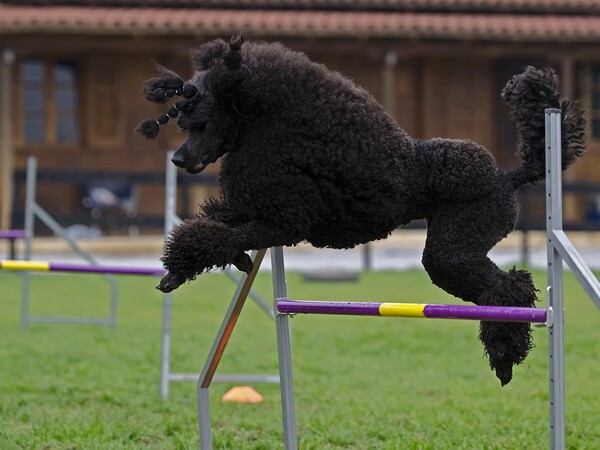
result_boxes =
[186,152,221,174]
[186,162,206,174]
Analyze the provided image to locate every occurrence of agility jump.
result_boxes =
[191,110,600,450]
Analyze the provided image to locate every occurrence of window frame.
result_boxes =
[15,57,82,150]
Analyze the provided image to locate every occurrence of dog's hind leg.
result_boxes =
[421,197,537,386]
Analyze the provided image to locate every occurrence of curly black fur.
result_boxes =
[139,36,587,385]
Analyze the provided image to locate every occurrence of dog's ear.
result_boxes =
[191,38,228,71]
[137,60,201,139]
[142,62,184,104]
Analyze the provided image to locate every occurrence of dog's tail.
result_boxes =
[502,66,586,189]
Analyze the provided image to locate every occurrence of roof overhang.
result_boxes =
[1,6,600,42]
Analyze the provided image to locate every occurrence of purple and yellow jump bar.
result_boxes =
[0,260,165,276]
[276,299,547,323]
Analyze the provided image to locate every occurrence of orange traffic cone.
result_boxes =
[222,386,264,404]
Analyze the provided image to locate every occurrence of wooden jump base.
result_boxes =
[276,299,548,323]
[0,259,164,276]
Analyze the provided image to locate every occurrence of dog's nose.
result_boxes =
[171,153,185,167]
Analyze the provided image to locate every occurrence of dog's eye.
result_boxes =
[190,122,207,132]
[177,116,199,132]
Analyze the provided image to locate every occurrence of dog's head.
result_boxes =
[136,33,248,174]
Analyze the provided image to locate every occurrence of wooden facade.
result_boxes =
[1,1,600,232]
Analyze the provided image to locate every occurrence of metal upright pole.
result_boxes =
[25,164,39,253]
[161,150,177,399]
[20,157,37,330]
[0,48,15,231]
[272,246,298,450]
[545,108,565,450]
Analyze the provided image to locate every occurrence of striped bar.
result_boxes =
[0,260,165,276]
[1,260,49,271]
[276,299,547,323]
[0,229,27,239]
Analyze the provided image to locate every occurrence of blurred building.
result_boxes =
[1,0,600,232]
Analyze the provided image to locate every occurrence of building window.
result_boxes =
[21,59,46,143]
[20,59,79,145]
[55,62,79,143]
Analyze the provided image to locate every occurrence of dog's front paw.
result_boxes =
[232,251,253,274]
[156,272,187,293]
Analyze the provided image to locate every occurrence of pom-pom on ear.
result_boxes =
[142,62,184,104]
[183,84,198,98]
[135,119,160,140]
[152,62,184,88]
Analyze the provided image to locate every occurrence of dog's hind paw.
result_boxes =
[156,272,187,293]
[479,321,533,386]
[484,340,513,386]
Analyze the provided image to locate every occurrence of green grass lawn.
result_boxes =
[0,267,598,449]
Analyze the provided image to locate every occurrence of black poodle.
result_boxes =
[137,33,586,385]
